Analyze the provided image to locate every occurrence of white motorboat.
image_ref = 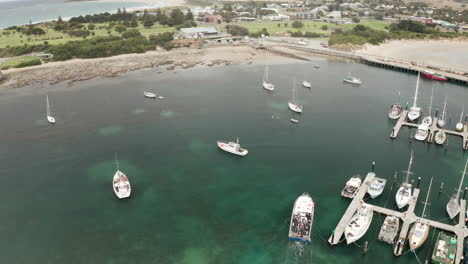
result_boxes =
[341,176,362,199]
[343,72,362,85]
[367,174,386,199]
[435,130,446,145]
[290,119,299,123]
[396,151,414,209]
[288,79,303,113]
[408,177,433,251]
[455,106,464,132]
[262,55,275,91]
[446,158,468,219]
[378,215,400,244]
[415,124,429,141]
[302,80,311,88]
[407,73,422,122]
[46,94,56,124]
[113,154,131,199]
[437,96,448,128]
[345,203,373,244]
[217,137,248,156]
[288,193,314,242]
[144,91,156,98]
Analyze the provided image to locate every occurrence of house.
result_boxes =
[203,14,223,23]
[262,14,290,21]
[233,17,256,22]
[178,27,220,39]
[295,6,327,20]
[36,53,54,59]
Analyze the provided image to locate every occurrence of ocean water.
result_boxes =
[0,58,467,264]
[0,0,173,29]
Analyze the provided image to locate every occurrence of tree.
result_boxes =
[226,25,249,36]
[277,23,281,27]
[114,25,127,33]
[88,24,96,30]
[122,29,142,39]
[292,21,304,28]
[321,25,328,30]
[143,17,154,28]
[130,19,138,28]
[185,10,194,21]
[352,17,360,23]
[284,23,288,27]
[170,8,185,25]
[149,32,174,46]
[58,16,64,24]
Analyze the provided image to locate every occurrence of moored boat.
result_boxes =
[288,79,303,113]
[290,118,299,123]
[446,158,468,219]
[343,72,362,85]
[421,70,447,82]
[455,106,464,132]
[345,203,373,244]
[396,151,414,209]
[144,91,156,98]
[217,137,248,156]
[408,177,433,251]
[378,215,399,244]
[431,232,457,264]
[437,97,448,128]
[408,74,422,122]
[302,80,311,88]
[263,55,275,91]
[367,176,386,199]
[342,176,362,198]
[46,94,56,124]
[288,193,314,242]
[435,130,447,145]
[415,124,429,141]
[388,91,403,120]
[113,154,131,199]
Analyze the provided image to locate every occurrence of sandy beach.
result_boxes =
[0,45,294,89]
[357,39,468,71]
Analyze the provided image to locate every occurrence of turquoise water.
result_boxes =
[0,0,169,28]
[0,59,467,263]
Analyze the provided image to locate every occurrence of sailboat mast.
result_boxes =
[413,73,420,107]
[46,94,50,116]
[115,152,120,171]
[404,151,414,184]
[421,177,433,218]
[455,158,468,200]
[292,78,296,103]
[459,106,465,123]
[265,55,269,82]
[428,85,434,116]
[441,96,447,120]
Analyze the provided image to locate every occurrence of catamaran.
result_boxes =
[396,151,414,209]
[288,79,303,113]
[342,176,362,199]
[407,73,422,122]
[144,91,157,98]
[345,203,373,244]
[113,154,131,199]
[343,72,362,85]
[367,174,386,199]
[446,158,468,219]
[437,96,448,128]
[262,55,275,91]
[288,193,314,242]
[408,177,433,251]
[456,106,464,132]
[46,94,56,124]
[388,91,403,120]
[302,80,311,88]
[217,137,248,156]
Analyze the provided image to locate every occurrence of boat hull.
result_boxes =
[396,185,412,209]
[415,125,429,141]
[113,170,131,199]
[47,115,56,124]
[343,79,362,85]
[455,123,463,132]
[345,205,373,244]
[288,102,303,113]
[388,105,403,120]
[144,92,156,98]
[263,81,275,91]
[446,198,460,219]
[408,108,421,121]
[302,81,311,88]
[435,131,446,145]
[421,71,447,82]
[217,141,248,156]
[408,222,430,251]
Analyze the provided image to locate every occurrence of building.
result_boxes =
[177,27,219,39]
[262,14,290,21]
[327,11,341,19]
[295,6,327,20]
[203,14,223,23]
[233,17,256,22]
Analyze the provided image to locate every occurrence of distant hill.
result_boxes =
[405,0,468,10]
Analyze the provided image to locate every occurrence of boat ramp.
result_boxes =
[390,110,468,150]
[329,172,468,264]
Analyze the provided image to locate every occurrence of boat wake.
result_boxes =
[284,241,313,264]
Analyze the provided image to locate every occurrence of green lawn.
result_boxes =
[0,23,176,49]
[0,55,37,69]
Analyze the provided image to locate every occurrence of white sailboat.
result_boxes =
[456,106,464,132]
[435,130,447,145]
[446,158,468,219]
[388,91,403,120]
[437,96,448,128]
[343,72,362,84]
[345,203,373,244]
[302,80,311,88]
[217,137,248,156]
[144,91,157,98]
[407,73,422,122]
[262,55,275,91]
[113,153,131,199]
[288,79,303,113]
[408,177,433,251]
[422,84,435,126]
[396,151,414,209]
[46,94,56,124]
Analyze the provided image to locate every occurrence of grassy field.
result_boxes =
[0,23,176,48]
[0,55,37,69]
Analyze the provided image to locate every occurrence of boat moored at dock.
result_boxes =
[388,91,403,120]
[446,158,468,219]
[342,176,362,199]
[408,177,433,251]
[408,74,422,122]
[367,175,386,199]
[378,216,399,244]
[421,70,447,82]
[288,193,314,242]
[345,203,373,244]
[415,124,429,141]
[396,151,414,209]
[431,232,457,264]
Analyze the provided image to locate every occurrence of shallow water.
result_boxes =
[0,58,467,263]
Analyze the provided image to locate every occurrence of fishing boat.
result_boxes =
[345,203,373,244]
[217,137,248,156]
[302,80,311,88]
[144,91,156,98]
[407,73,422,122]
[435,130,447,145]
[446,158,468,219]
[288,79,303,113]
[288,193,314,242]
[396,151,414,209]
[388,91,403,120]
[455,106,464,132]
[341,176,362,199]
[113,154,131,199]
[437,97,448,128]
[378,215,400,244]
[367,175,386,199]
[262,55,275,91]
[431,232,457,264]
[46,94,55,124]
[408,177,433,251]
[415,124,429,141]
[343,72,362,85]
[421,70,447,82]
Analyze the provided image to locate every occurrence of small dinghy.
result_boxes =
[314,65,320,69]
[113,154,131,199]
[217,137,248,156]
[288,193,314,242]
[158,96,165,100]
[144,91,156,98]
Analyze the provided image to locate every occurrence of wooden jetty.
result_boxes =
[329,173,468,264]
[390,110,468,150]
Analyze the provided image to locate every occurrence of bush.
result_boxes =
[292,21,304,28]
[290,31,303,37]
[352,17,360,23]
[15,59,42,68]
[114,25,127,33]
[226,25,249,36]
[122,29,141,39]
[67,29,91,37]
[321,25,328,31]
[88,24,96,30]
[303,31,321,38]
[149,32,174,46]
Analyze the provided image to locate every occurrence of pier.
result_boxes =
[390,110,468,150]
[329,173,468,264]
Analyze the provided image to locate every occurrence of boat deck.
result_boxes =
[390,110,468,150]
[378,216,400,244]
[329,173,468,264]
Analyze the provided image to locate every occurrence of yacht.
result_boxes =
[415,124,429,141]
[421,84,435,126]
[302,80,312,88]
[288,79,303,113]
[343,73,362,85]
[367,175,386,199]
[288,193,314,242]
[388,91,403,120]
[345,203,373,244]
[455,106,464,132]
[113,154,131,199]
[435,130,446,145]
[262,55,275,91]
[46,94,56,124]
[407,73,422,122]
[396,151,414,209]
[437,96,448,128]
[446,158,468,219]
[144,91,156,98]
[217,137,248,156]
[408,177,433,251]
[378,216,399,244]
[341,176,362,199]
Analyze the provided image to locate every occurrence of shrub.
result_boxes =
[67,29,91,37]
[352,17,360,23]
[292,21,304,28]
[122,29,141,39]
[226,25,249,36]
[321,25,328,31]
[15,59,42,68]
[114,25,127,33]
[149,32,174,46]
[303,31,321,38]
